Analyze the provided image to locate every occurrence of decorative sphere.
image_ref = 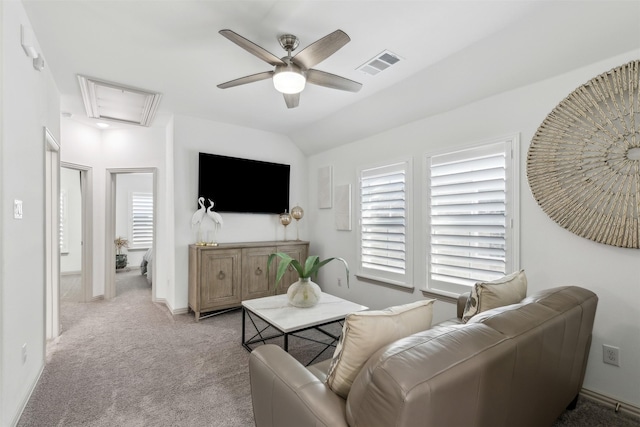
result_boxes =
[291,205,304,220]
[279,212,292,226]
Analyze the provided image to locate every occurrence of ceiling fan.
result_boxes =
[217,29,362,108]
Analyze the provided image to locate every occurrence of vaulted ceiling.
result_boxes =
[22,0,640,155]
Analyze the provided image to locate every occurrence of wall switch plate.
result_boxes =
[14,200,23,219]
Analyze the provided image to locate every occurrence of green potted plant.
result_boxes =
[114,236,129,269]
[267,253,349,308]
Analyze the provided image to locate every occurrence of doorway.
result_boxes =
[105,169,156,300]
[59,163,93,307]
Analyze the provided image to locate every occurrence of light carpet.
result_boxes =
[18,270,640,426]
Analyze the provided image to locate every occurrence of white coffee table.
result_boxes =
[242,292,368,364]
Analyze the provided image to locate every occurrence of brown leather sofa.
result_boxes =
[249,286,598,427]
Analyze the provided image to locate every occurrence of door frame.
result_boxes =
[61,162,93,303]
[105,168,157,300]
[44,127,60,340]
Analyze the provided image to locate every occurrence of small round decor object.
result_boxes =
[287,278,321,308]
[291,205,304,240]
[279,211,292,226]
[280,210,292,241]
[527,60,640,249]
[291,205,304,221]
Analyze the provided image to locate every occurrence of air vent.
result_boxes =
[77,75,162,127]
[357,50,401,76]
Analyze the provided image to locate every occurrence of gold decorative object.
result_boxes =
[527,60,639,248]
[279,210,292,241]
[291,205,304,240]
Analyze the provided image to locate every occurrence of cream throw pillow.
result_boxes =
[325,299,435,399]
[462,270,527,323]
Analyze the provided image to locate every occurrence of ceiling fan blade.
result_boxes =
[219,29,285,67]
[292,30,351,70]
[283,93,300,109]
[217,71,274,89]
[306,69,362,92]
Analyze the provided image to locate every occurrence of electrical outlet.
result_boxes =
[603,344,620,367]
[338,278,342,287]
[22,343,27,364]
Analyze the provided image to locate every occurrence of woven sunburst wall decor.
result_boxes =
[527,59,640,248]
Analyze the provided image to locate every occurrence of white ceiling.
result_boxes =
[22,0,640,155]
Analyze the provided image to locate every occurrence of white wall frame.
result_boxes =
[45,128,61,340]
[318,165,333,209]
[335,184,352,231]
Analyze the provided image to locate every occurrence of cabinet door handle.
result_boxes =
[217,271,226,280]
[255,267,262,276]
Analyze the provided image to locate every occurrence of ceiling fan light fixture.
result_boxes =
[273,62,306,94]
[273,71,306,94]
[218,29,361,106]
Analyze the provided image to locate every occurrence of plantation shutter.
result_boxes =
[428,141,511,290]
[360,161,408,283]
[60,189,68,254]
[131,192,153,248]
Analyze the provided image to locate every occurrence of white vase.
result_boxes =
[287,277,321,308]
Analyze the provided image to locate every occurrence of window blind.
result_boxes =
[59,189,68,254]
[131,192,153,248]
[360,162,407,282]
[428,141,511,288]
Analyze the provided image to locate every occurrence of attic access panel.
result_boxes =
[77,75,162,127]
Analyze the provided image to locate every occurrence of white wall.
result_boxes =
[61,112,308,314]
[115,173,153,267]
[0,1,60,425]
[60,167,82,273]
[60,119,171,302]
[172,115,308,311]
[307,50,640,408]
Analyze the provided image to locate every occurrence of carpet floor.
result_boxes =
[17,270,640,426]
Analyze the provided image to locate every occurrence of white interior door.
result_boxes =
[60,163,93,304]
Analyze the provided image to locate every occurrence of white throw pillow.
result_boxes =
[325,299,435,399]
[462,270,527,323]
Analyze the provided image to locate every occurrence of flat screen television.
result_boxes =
[198,152,290,214]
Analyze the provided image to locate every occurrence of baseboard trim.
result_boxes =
[61,270,81,276]
[154,297,189,315]
[91,295,104,302]
[12,365,44,427]
[580,388,640,419]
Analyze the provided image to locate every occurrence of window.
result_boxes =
[60,189,68,254]
[130,192,153,249]
[426,136,519,296]
[358,159,412,287]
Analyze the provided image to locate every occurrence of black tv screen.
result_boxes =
[198,152,290,214]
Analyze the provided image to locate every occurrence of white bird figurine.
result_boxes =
[191,197,207,244]
[207,199,222,236]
